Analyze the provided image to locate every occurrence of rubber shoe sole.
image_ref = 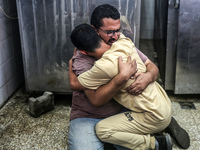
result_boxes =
[165,117,190,149]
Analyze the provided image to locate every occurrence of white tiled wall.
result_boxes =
[140,0,155,39]
[0,1,24,107]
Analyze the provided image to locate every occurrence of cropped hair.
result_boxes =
[70,24,101,53]
[90,4,120,28]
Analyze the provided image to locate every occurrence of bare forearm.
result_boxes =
[126,59,159,95]
[145,59,159,83]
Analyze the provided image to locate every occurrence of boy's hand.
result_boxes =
[73,47,78,56]
[117,56,138,84]
[68,47,78,70]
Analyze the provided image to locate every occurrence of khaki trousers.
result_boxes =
[95,111,171,150]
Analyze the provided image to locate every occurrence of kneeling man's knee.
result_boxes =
[95,121,111,141]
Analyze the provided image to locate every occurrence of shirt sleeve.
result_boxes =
[135,48,148,63]
[78,65,111,90]
[72,53,96,76]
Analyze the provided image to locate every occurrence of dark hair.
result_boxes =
[70,24,101,53]
[90,4,120,28]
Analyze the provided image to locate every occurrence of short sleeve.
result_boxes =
[72,52,97,76]
[78,65,111,90]
[136,48,148,63]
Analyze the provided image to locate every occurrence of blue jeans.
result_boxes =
[68,117,130,150]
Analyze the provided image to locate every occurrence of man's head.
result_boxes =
[70,23,109,59]
[90,4,122,45]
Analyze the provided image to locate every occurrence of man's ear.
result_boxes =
[91,25,95,29]
[91,25,98,33]
[79,50,88,55]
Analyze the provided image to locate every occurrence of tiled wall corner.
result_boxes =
[0,84,9,107]
[0,1,24,108]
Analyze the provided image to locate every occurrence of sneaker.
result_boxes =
[165,117,190,149]
[155,133,172,150]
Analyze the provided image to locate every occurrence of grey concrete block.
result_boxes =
[29,91,54,117]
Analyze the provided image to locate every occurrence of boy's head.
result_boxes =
[70,23,111,59]
[90,4,121,45]
[70,23,101,53]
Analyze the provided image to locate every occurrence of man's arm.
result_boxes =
[68,58,86,91]
[84,56,137,106]
[126,58,159,95]
[144,59,158,82]
[119,33,158,95]
[68,47,87,91]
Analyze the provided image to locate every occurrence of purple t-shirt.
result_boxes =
[70,51,123,120]
[70,49,148,120]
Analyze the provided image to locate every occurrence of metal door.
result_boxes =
[16,0,139,93]
[174,0,200,94]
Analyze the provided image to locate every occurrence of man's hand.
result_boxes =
[126,59,159,95]
[126,72,150,95]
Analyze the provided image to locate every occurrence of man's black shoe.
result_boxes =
[165,117,190,149]
[155,133,172,150]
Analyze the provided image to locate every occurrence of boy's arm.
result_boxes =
[84,56,137,106]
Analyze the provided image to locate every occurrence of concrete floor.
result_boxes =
[0,87,72,150]
[1,40,200,150]
[1,86,200,150]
